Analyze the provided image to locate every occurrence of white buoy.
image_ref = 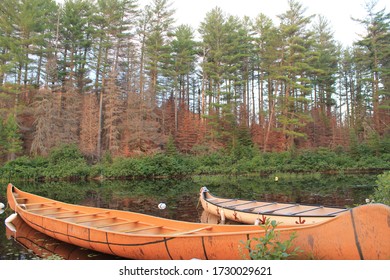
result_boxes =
[0,202,5,209]
[158,203,166,210]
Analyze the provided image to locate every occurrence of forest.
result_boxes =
[0,0,389,178]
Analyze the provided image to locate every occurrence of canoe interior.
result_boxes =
[204,192,347,217]
[10,185,301,237]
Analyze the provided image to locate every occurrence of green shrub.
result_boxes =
[43,144,90,179]
[242,219,301,260]
[372,171,390,205]
[0,155,48,180]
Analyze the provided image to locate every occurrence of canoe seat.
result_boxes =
[28,206,62,212]
[24,202,56,207]
[56,211,110,219]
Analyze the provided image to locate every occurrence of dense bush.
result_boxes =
[0,156,47,180]
[0,145,389,181]
[42,145,90,179]
[372,171,390,205]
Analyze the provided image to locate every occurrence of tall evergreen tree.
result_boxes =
[3,113,23,160]
[252,13,281,151]
[353,1,390,134]
[166,24,197,132]
[144,0,175,100]
[277,0,315,150]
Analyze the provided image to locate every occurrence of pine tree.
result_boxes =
[353,1,390,134]
[3,113,23,160]
[277,0,315,150]
[59,0,94,90]
[310,15,339,147]
[251,13,281,151]
[144,0,175,100]
[165,24,197,133]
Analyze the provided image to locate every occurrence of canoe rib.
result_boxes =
[56,211,110,219]
[261,204,299,214]
[240,202,277,211]
[290,206,324,215]
[96,221,136,228]
[173,226,213,236]
[28,206,62,212]
[76,217,126,223]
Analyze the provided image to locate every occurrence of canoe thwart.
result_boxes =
[23,202,57,207]
[227,201,257,208]
[96,221,136,228]
[259,204,299,214]
[290,206,324,216]
[240,202,277,211]
[28,206,62,212]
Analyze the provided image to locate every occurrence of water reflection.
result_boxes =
[6,216,122,260]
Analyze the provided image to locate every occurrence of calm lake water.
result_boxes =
[0,173,378,260]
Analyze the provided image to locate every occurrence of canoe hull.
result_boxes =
[199,188,346,225]
[7,184,390,260]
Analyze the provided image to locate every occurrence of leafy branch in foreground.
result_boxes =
[241,219,301,260]
[371,171,390,206]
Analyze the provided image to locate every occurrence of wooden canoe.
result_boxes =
[200,187,348,225]
[6,183,390,260]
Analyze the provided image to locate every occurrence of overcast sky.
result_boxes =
[53,0,388,47]
[137,0,388,46]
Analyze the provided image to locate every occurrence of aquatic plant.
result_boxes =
[242,219,301,260]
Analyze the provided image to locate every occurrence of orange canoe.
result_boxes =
[6,183,390,260]
[200,187,348,225]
